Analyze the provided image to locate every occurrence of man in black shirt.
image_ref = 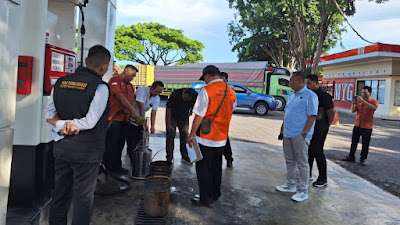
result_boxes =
[305,74,335,187]
[220,72,234,167]
[166,88,198,163]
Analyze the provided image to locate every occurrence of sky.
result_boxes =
[116,0,400,65]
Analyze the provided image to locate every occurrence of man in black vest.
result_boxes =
[45,45,111,225]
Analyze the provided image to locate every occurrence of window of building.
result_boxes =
[395,81,400,106]
[357,80,385,104]
[378,80,385,104]
[371,80,378,100]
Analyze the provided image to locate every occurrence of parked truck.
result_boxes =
[130,62,292,111]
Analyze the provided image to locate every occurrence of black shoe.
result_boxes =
[191,197,213,208]
[313,180,328,188]
[342,156,355,162]
[359,159,366,166]
[226,160,233,168]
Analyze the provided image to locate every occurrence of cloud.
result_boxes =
[117,0,235,38]
[347,18,400,44]
[348,0,400,22]
[330,0,400,53]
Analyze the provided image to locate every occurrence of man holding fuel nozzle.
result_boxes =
[103,65,144,174]
[130,81,164,155]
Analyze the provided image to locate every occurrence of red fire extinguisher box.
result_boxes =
[43,44,76,95]
[17,56,34,95]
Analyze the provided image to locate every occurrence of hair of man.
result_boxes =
[184,88,198,98]
[220,72,229,80]
[292,71,305,82]
[203,65,221,77]
[306,74,319,82]
[362,86,372,94]
[151,80,164,89]
[125,64,139,72]
[86,45,111,69]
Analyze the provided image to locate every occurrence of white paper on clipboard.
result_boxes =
[186,138,203,163]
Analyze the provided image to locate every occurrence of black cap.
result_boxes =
[200,65,220,81]
[199,74,205,81]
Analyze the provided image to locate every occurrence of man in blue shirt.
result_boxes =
[277,71,318,202]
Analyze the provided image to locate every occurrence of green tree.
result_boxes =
[114,22,205,65]
[228,0,387,73]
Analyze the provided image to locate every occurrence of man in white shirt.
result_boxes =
[45,45,111,225]
[130,81,164,169]
[187,65,236,208]
[134,81,164,133]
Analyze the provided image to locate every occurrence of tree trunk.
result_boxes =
[312,0,333,74]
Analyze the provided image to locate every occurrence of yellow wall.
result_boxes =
[388,77,400,119]
[392,59,400,75]
[323,60,392,79]
[131,65,155,87]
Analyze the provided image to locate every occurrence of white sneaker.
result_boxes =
[291,191,308,202]
[276,184,297,193]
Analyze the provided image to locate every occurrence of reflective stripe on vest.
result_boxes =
[199,81,236,141]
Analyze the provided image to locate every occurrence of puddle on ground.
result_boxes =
[170,186,179,193]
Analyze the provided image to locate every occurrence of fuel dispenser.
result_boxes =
[43,44,76,95]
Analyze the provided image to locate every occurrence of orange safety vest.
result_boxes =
[199,81,236,141]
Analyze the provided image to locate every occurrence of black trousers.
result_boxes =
[195,144,224,205]
[49,159,100,225]
[308,126,329,181]
[223,137,233,161]
[166,118,189,162]
[349,126,372,160]
[103,121,138,171]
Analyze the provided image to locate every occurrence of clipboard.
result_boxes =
[186,137,203,163]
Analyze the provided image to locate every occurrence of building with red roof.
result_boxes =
[319,43,400,119]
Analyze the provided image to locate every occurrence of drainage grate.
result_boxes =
[135,199,165,225]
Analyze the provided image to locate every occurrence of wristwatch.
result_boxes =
[301,131,307,136]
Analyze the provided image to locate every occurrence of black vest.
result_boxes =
[53,66,110,163]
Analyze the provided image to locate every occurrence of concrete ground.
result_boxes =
[7,100,400,224]
[32,136,400,225]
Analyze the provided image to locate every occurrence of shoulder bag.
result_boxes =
[200,83,228,135]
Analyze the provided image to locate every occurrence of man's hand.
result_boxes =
[166,123,173,132]
[59,121,80,136]
[357,96,364,103]
[46,113,61,126]
[301,133,306,139]
[187,134,195,148]
[150,126,155,134]
[135,116,144,125]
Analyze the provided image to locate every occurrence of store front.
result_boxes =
[319,43,400,119]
